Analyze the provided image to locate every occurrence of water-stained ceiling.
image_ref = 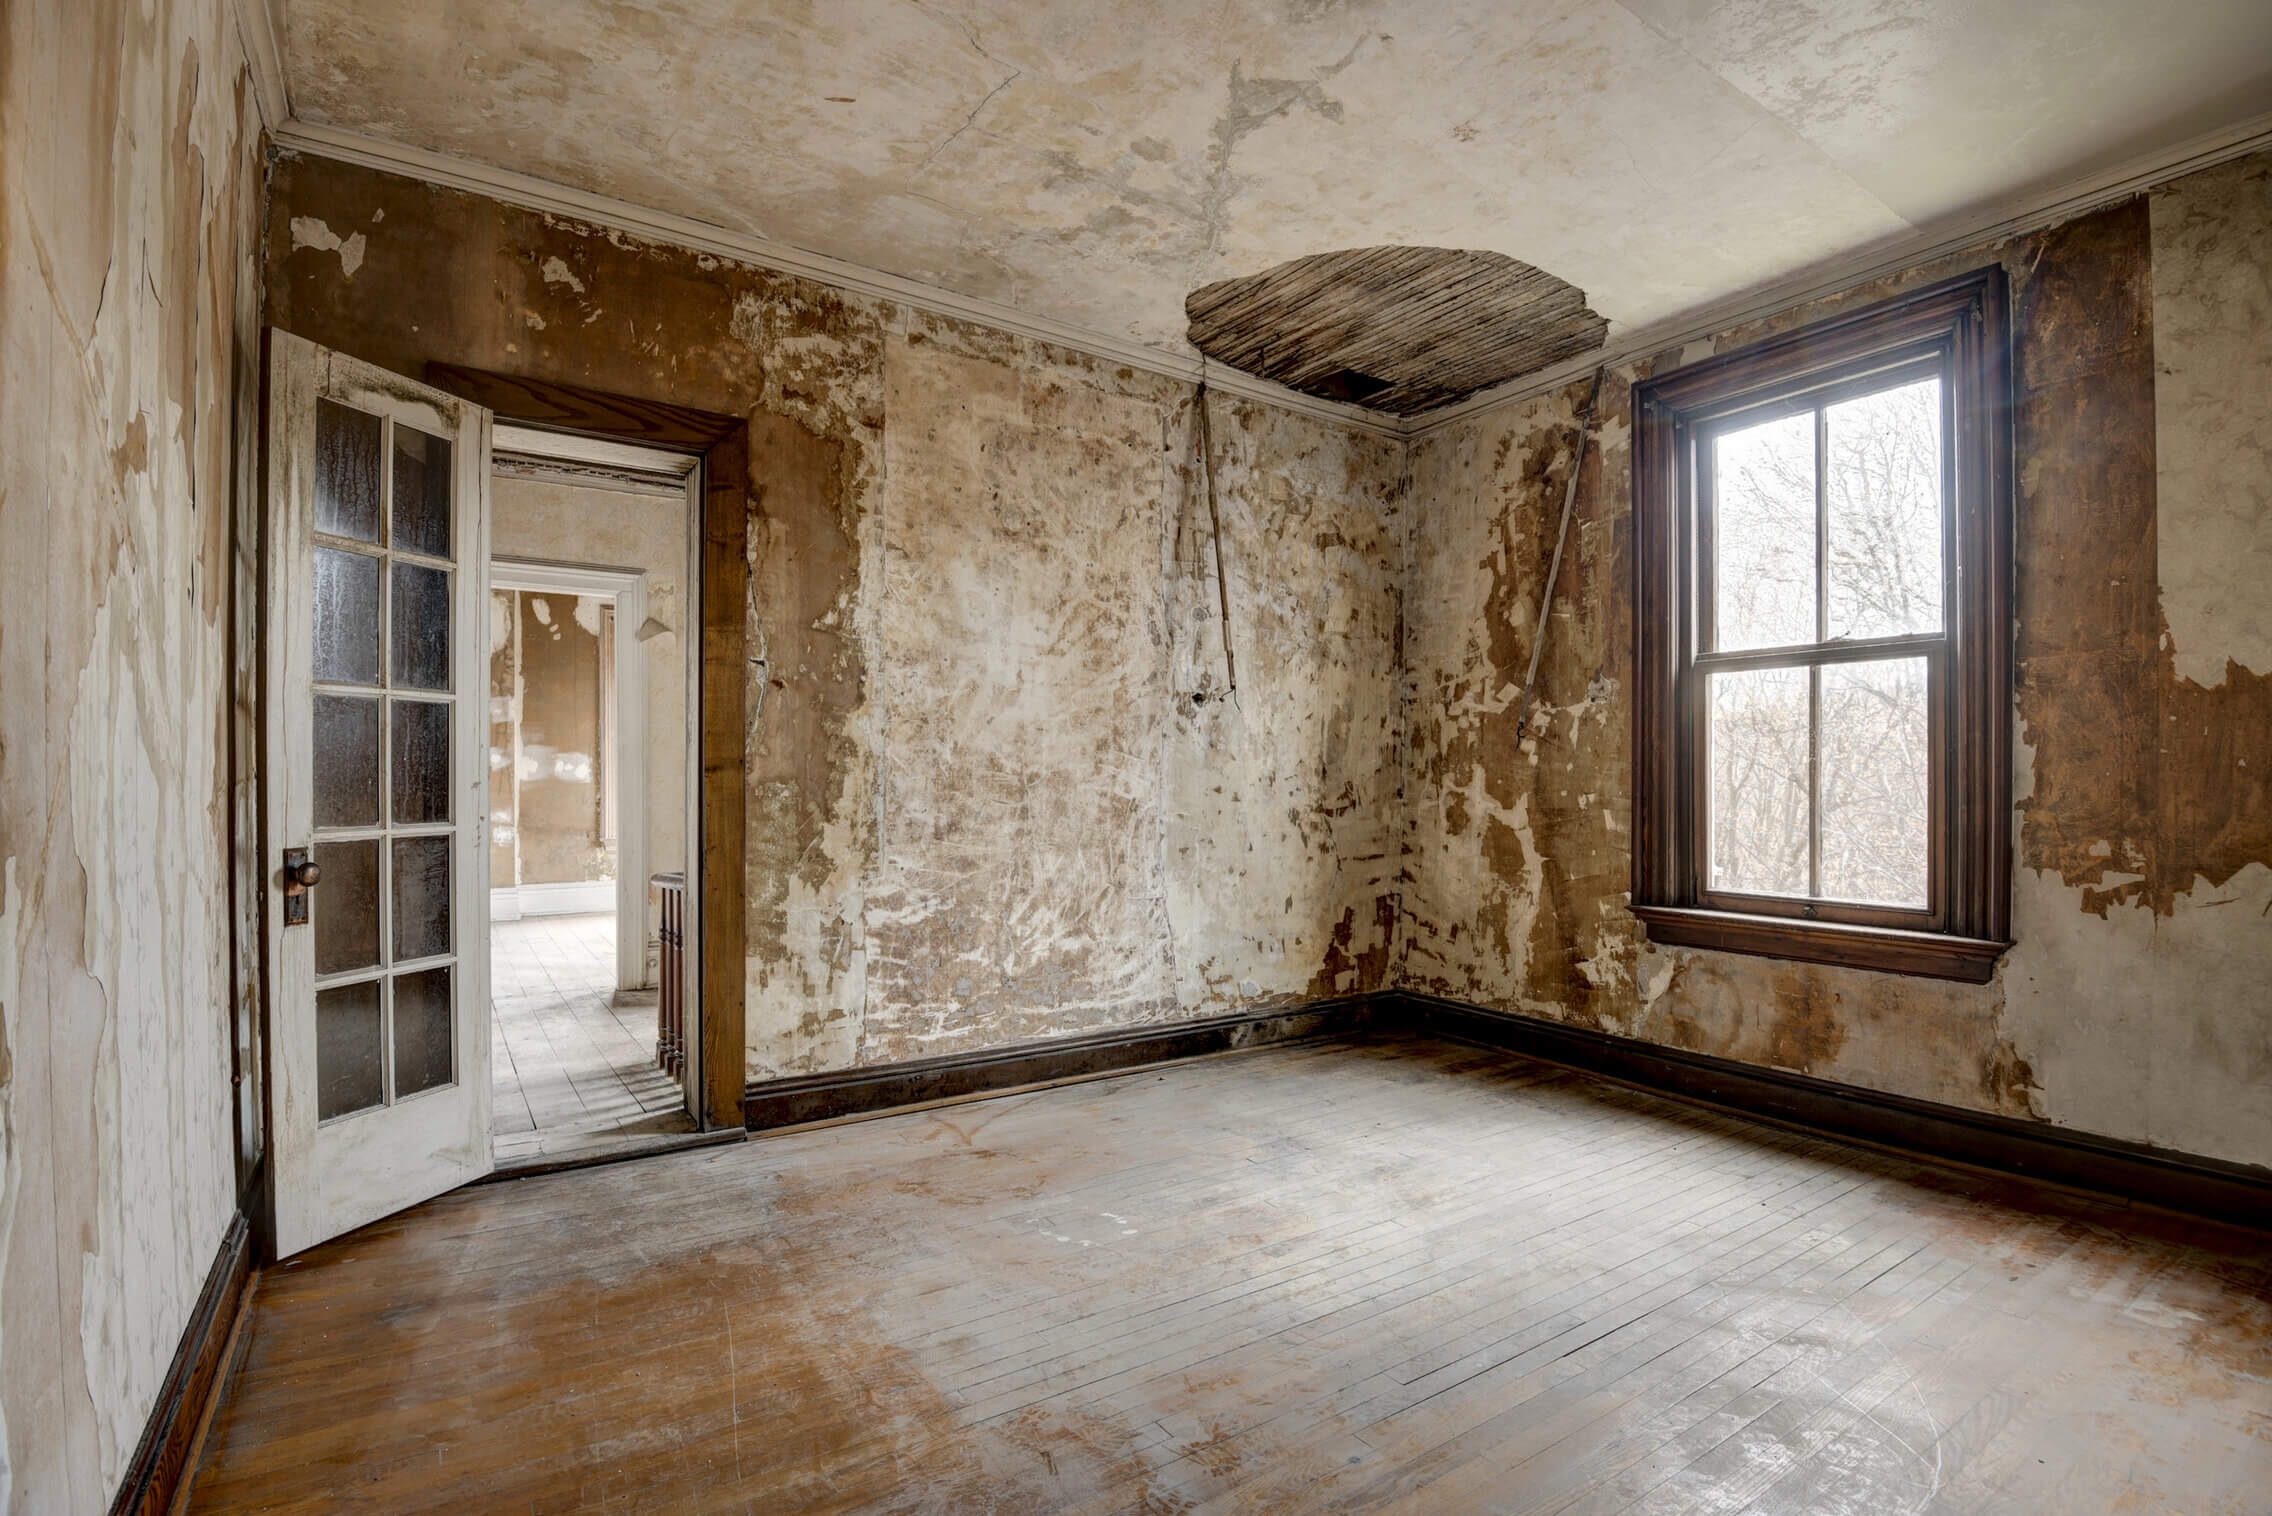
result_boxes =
[280,0,2272,403]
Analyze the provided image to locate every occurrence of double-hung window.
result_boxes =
[1631,270,2013,981]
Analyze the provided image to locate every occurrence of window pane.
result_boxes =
[1826,378,1942,639]
[315,979,384,1120]
[1711,411,1816,650]
[393,966,454,1098]
[1820,657,1930,905]
[314,547,381,686]
[313,838,380,976]
[315,399,382,544]
[392,835,452,962]
[1709,666,1810,896]
[392,426,453,559]
[314,694,380,828]
[391,561,452,691]
[391,698,451,824]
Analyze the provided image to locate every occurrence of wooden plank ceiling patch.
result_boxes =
[1185,246,1609,417]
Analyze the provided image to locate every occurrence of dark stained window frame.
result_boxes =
[1630,268,2014,983]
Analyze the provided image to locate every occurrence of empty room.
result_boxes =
[4,2,2270,1512]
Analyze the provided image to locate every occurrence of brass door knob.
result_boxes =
[292,859,322,888]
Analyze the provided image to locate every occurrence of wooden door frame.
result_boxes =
[427,364,748,1131]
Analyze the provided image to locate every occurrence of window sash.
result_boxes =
[1692,647,1947,929]
[1684,353,1955,930]
[1693,351,1952,663]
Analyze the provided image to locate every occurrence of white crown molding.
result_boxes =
[268,100,2272,445]
[228,0,289,130]
[1404,109,2272,439]
[267,118,1405,439]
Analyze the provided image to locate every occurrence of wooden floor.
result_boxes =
[190,1033,2272,1514]
[490,912,690,1164]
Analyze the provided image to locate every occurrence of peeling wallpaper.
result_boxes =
[265,147,2272,1176]
[2151,154,2272,689]
[0,0,263,1508]
[264,156,1408,1082]
[1400,159,2272,1170]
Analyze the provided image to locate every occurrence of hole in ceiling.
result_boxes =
[1315,369,1394,404]
[1186,246,1609,417]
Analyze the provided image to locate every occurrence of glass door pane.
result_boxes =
[311,397,461,1120]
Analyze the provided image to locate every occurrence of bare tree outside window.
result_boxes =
[1704,376,1941,907]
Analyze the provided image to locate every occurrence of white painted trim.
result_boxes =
[494,423,698,478]
[229,0,289,130]
[492,558,649,992]
[1405,110,2272,438]
[267,118,1405,439]
[271,107,2272,443]
[492,880,617,919]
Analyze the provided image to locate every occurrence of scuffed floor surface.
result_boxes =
[491,912,691,1165]
[189,1034,2272,1513]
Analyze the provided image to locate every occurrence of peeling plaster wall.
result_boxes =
[264,156,1406,1081]
[2151,154,2272,689]
[1401,153,2272,1170]
[0,0,263,1507]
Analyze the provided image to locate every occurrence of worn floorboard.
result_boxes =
[491,912,691,1165]
[189,1033,2272,1513]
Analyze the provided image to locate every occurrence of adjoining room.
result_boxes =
[484,432,708,1169]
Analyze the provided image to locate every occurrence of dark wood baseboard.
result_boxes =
[1392,991,2272,1231]
[740,989,2268,1230]
[108,1211,255,1516]
[744,999,1376,1131]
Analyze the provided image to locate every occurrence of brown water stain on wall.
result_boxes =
[267,154,1408,1077]
[2013,201,2166,911]
[1310,895,1397,997]
[746,412,859,949]
[2013,199,2272,915]
[266,154,884,1071]
[1396,192,2262,1126]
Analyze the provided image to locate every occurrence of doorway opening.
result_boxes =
[486,426,703,1168]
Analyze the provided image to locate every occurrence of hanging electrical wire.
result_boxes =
[1194,371,1239,701]
[1513,366,1607,742]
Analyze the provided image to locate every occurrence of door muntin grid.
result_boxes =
[310,398,462,1123]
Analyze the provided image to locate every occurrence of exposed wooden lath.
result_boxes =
[1185,246,1609,417]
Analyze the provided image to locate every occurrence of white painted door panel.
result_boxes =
[263,329,493,1257]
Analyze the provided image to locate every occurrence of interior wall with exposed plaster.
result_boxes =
[0,0,265,1508]
[266,142,2272,1171]
[1400,147,2272,1170]
[263,155,1407,1081]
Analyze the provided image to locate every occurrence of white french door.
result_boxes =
[262,330,494,1257]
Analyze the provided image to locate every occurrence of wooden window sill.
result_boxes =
[1630,904,2009,983]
